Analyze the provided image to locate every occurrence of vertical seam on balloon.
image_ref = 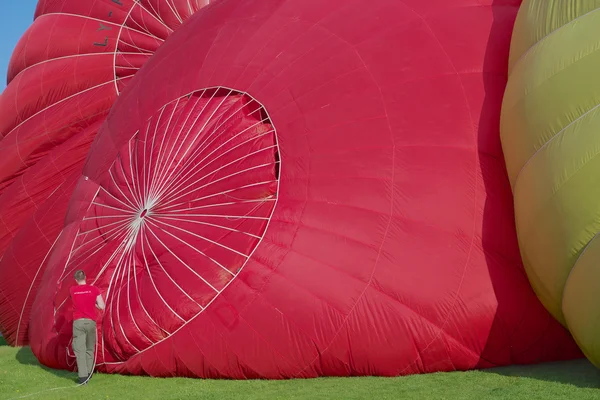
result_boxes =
[398,10,478,374]
[509,6,600,75]
[15,231,63,346]
[113,2,140,96]
[291,44,397,377]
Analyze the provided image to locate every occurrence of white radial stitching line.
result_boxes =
[114,0,175,96]
[158,120,272,203]
[15,231,63,345]
[112,3,140,95]
[170,0,185,24]
[145,101,178,203]
[143,219,221,292]
[116,153,143,209]
[147,215,248,260]
[138,120,149,206]
[140,0,177,31]
[125,248,155,346]
[117,239,143,352]
[91,230,134,287]
[83,214,132,220]
[159,144,278,208]
[158,161,278,209]
[144,104,167,202]
[144,86,259,200]
[129,138,145,208]
[110,129,144,210]
[138,224,186,321]
[160,180,277,212]
[55,187,101,285]
[152,91,252,199]
[158,199,269,222]
[102,242,127,358]
[149,89,220,201]
[69,220,132,264]
[151,88,232,198]
[92,200,134,214]
[158,111,271,201]
[116,37,159,56]
[118,150,142,209]
[143,229,205,309]
[54,225,130,317]
[155,112,272,202]
[123,7,155,40]
[97,226,135,301]
[152,100,253,194]
[156,214,263,239]
[76,217,132,237]
[147,95,191,201]
[163,0,184,24]
[164,197,275,214]
[132,231,172,336]
[102,178,138,212]
[141,109,153,202]
[159,137,276,208]
[109,240,141,354]
[99,95,282,364]
[105,180,137,212]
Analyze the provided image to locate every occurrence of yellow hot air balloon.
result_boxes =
[501,0,600,366]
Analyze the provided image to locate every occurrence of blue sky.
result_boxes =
[0,1,38,90]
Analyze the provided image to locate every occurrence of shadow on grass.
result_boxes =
[15,346,76,381]
[484,359,600,389]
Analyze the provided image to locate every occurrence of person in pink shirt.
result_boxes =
[70,270,105,385]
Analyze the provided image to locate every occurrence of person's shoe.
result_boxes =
[87,373,92,381]
[78,377,88,385]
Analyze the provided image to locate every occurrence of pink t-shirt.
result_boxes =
[70,284,100,321]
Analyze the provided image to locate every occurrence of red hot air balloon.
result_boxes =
[4,0,584,379]
[0,0,210,346]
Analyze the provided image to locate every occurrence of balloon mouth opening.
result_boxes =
[140,209,148,218]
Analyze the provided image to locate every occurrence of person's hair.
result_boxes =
[74,270,86,282]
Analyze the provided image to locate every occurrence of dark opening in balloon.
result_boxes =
[140,209,148,218]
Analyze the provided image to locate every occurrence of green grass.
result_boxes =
[1,337,600,400]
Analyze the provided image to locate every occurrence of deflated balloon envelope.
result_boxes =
[2,0,584,379]
[0,0,210,345]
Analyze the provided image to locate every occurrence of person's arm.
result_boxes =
[96,294,105,311]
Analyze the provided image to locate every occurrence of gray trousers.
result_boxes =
[72,318,96,378]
